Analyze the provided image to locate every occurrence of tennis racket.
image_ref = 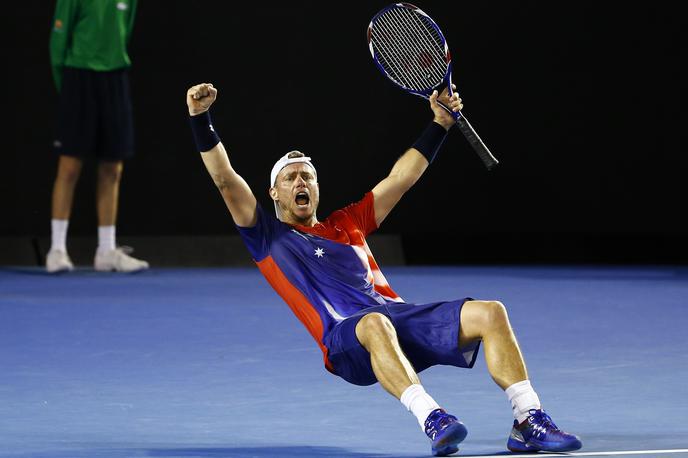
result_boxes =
[367,3,499,170]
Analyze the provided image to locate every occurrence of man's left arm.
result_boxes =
[371,87,462,226]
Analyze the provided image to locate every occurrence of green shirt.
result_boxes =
[49,0,137,91]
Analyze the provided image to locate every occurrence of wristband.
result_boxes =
[189,111,221,152]
[412,121,449,164]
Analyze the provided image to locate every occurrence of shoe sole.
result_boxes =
[508,438,582,453]
[432,422,468,456]
[94,266,149,273]
[529,438,583,452]
[507,444,539,453]
[46,266,74,274]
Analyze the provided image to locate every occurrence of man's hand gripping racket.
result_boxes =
[430,85,464,130]
[368,3,499,170]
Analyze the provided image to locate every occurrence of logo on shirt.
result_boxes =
[54,19,63,31]
[116,2,129,11]
[314,247,325,258]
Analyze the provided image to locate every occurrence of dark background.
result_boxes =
[2,1,686,264]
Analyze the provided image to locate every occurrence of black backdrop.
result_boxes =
[2,1,686,263]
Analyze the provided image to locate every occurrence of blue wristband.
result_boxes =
[189,111,221,152]
[412,121,449,164]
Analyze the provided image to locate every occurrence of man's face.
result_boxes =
[270,163,319,223]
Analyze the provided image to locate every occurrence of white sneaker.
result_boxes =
[46,249,74,273]
[94,246,149,272]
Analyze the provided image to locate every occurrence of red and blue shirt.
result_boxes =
[236,192,402,371]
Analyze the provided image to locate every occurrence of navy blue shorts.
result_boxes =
[53,67,134,161]
[324,299,481,386]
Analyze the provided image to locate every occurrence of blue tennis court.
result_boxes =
[1,266,687,457]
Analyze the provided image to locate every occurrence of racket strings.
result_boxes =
[384,9,445,84]
[372,33,443,90]
[369,15,417,86]
[392,9,447,85]
[390,7,445,68]
[373,22,428,90]
[374,12,444,90]
[371,7,448,91]
[395,8,447,81]
[372,23,439,91]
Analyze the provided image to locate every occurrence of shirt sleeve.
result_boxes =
[235,205,277,262]
[340,192,378,237]
[49,0,78,91]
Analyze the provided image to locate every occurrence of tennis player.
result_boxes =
[186,82,582,456]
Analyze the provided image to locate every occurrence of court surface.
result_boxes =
[1,265,687,458]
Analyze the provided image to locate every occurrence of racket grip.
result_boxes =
[455,114,499,170]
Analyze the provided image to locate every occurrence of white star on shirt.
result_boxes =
[314,247,325,258]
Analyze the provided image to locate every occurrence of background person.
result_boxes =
[46,0,148,273]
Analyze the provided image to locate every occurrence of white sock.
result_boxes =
[400,384,441,431]
[97,225,116,252]
[505,380,541,424]
[50,219,69,252]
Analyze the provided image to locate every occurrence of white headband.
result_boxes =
[269,151,317,217]
[270,151,316,187]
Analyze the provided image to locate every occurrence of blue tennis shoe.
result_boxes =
[424,408,468,456]
[507,409,582,452]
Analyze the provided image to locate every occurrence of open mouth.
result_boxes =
[295,192,310,207]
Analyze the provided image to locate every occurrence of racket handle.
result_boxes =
[455,113,499,170]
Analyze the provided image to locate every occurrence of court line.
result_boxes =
[462,449,688,458]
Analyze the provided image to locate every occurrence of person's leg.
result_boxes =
[47,155,83,272]
[355,312,419,398]
[93,160,148,272]
[96,160,123,228]
[51,155,83,222]
[355,312,466,456]
[95,160,121,255]
[458,300,527,390]
[459,300,581,452]
[459,301,542,420]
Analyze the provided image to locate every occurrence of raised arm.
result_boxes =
[187,83,258,227]
[371,87,463,226]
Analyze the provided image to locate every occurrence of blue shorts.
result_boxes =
[324,299,481,386]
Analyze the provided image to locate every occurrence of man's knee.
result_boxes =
[482,300,509,328]
[98,161,124,182]
[57,156,83,183]
[355,312,396,348]
[461,300,510,339]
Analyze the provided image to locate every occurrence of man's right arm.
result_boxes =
[187,83,258,227]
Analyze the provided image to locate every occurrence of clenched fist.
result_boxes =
[187,83,218,116]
